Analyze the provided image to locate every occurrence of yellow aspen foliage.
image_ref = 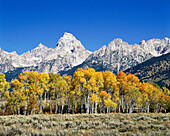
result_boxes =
[4,91,9,98]
[162,87,170,96]
[90,93,100,103]
[0,67,169,115]
[104,99,117,108]
[0,73,9,99]
[100,91,111,99]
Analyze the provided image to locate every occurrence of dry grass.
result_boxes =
[0,113,169,136]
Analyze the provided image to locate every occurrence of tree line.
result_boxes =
[0,68,169,115]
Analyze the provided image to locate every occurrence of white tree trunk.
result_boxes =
[61,100,64,114]
[126,104,129,113]
[119,104,121,113]
[95,91,98,113]
[107,107,109,113]
[121,95,125,112]
[18,106,20,115]
[147,103,150,113]
[92,102,94,113]
[87,94,90,113]
[95,101,97,113]
[44,91,46,108]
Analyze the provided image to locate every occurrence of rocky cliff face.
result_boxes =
[139,38,170,56]
[0,32,91,73]
[1,34,170,80]
[0,43,56,72]
[83,38,154,74]
[61,37,170,75]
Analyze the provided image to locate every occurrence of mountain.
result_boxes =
[60,37,170,76]
[34,32,92,73]
[0,32,91,74]
[0,43,55,73]
[124,52,170,86]
[1,35,170,82]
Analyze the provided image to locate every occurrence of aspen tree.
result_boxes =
[74,68,86,113]
[39,73,50,108]
[48,73,63,114]
[0,73,9,114]
[94,72,104,113]
[117,71,127,112]
[9,79,25,115]
[0,73,9,100]
[125,73,140,113]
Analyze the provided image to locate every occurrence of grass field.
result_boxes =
[0,113,169,136]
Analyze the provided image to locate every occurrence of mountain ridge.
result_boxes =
[0,33,170,82]
[0,32,92,73]
[66,37,169,75]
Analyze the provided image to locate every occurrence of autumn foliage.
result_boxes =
[0,68,169,115]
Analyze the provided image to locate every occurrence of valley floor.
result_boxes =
[0,113,169,136]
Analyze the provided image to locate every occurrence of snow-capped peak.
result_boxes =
[56,32,87,53]
[34,43,47,50]
[63,32,75,38]
[0,32,92,73]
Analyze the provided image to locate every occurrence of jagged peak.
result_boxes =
[57,32,77,43]
[139,40,146,45]
[56,32,86,51]
[108,38,123,44]
[164,37,169,40]
[108,38,129,48]
[63,32,74,37]
[38,43,44,47]
[34,43,48,50]
[113,38,123,42]
[56,32,76,43]
[141,37,170,45]
[38,43,46,48]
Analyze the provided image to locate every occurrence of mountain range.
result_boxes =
[1,32,170,82]
[0,33,91,73]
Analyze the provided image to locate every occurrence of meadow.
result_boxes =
[0,113,169,136]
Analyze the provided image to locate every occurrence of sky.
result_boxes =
[0,0,169,54]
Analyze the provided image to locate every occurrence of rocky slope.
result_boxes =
[0,43,55,72]
[1,35,170,81]
[125,52,170,86]
[60,37,170,76]
[0,32,91,73]
[35,33,92,73]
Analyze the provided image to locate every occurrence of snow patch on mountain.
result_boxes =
[0,32,92,73]
[77,37,170,75]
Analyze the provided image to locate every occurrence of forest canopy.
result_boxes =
[0,68,169,115]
